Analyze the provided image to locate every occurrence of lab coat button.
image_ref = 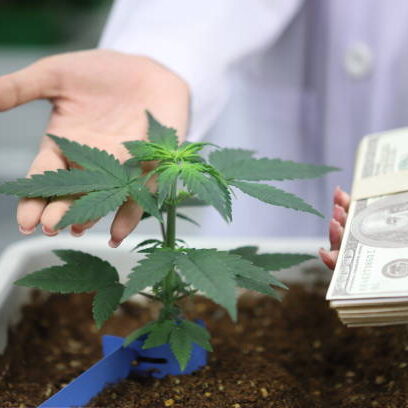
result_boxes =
[344,42,373,79]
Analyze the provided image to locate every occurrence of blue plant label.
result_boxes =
[39,328,208,407]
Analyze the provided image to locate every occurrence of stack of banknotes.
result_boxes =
[326,128,408,327]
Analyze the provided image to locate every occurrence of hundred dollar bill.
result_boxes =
[326,129,408,325]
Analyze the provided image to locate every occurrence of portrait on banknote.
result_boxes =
[350,192,408,248]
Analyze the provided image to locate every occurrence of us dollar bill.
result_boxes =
[326,129,408,326]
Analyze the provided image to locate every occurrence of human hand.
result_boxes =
[319,187,351,270]
[0,50,190,247]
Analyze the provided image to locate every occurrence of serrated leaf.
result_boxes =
[146,111,179,150]
[132,239,162,252]
[179,163,231,222]
[180,320,212,351]
[93,283,124,328]
[129,181,162,221]
[210,149,338,181]
[223,252,288,290]
[53,250,119,282]
[143,320,174,349]
[174,249,237,320]
[231,180,323,217]
[48,135,128,181]
[247,253,315,271]
[122,250,177,301]
[0,169,121,198]
[124,322,157,346]
[15,264,115,293]
[208,148,255,173]
[56,187,129,229]
[236,276,281,300]
[170,325,193,371]
[230,247,315,271]
[157,165,180,207]
[229,246,258,258]
[124,160,143,180]
[124,140,165,162]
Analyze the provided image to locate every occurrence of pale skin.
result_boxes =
[319,187,351,270]
[0,50,189,248]
[0,49,347,265]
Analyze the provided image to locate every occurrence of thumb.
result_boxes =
[0,58,59,111]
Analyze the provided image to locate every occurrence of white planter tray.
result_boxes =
[0,233,328,355]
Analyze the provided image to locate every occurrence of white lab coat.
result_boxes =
[100,0,408,237]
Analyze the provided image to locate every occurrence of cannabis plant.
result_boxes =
[0,113,335,370]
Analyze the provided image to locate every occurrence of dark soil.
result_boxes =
[1,286,408,408]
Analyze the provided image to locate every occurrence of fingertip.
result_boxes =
[109,238,123,249]
[17,197,46,233]
[70,226,85,237]
[40,199,71,234]
[319,248,338,270]
[42,225,59,237]
[110,200,143,247]
[18,225,36,235]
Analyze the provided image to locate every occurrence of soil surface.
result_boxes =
[1,286,408,408]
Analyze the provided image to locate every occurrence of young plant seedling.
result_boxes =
[0,113,337,370]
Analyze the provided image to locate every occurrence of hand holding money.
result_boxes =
[320,187,351,270]
[326,128,408,327]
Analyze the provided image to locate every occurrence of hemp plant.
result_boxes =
[0,113,336,370]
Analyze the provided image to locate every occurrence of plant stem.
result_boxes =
[165,203,176,249]
[163,182,178,310]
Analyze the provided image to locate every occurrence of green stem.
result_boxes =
[165,202,176,249]
[162,182,178,310]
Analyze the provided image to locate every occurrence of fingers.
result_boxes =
[333,186,351,212]
[333,204,347,227]
[329,219,344,251]
[321,187,350,270]
[17,198,46,235]
[319,248,339,270]
[40,198,72,236]
[109,199,144,248]
[17,147,67,234]
[0,58,59,111]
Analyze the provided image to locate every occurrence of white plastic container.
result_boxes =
[0,233,328,355]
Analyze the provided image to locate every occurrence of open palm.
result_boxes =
[0,50,189,246]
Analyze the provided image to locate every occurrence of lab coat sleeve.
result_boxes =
[99,0,303,141]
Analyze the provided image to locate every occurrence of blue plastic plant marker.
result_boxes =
[38,339,135,408]
[38,321,208,407]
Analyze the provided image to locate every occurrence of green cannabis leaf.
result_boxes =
[230,180,323,217]
[230,246,315,271]
[175,249,240,320]
[145,111,179,150]
[0,169,122,198]
[210,148,337,181]
[48,134,129,180]
[56,188,129,229]
[122,250,178,301]
[0,135,161,229]
[16,250,124,329]
[93,283,124,329]
[2,111,337,373]
[125,319,212,370]
[177,162,232,222]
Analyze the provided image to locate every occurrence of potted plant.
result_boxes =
[0,113,335,406]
